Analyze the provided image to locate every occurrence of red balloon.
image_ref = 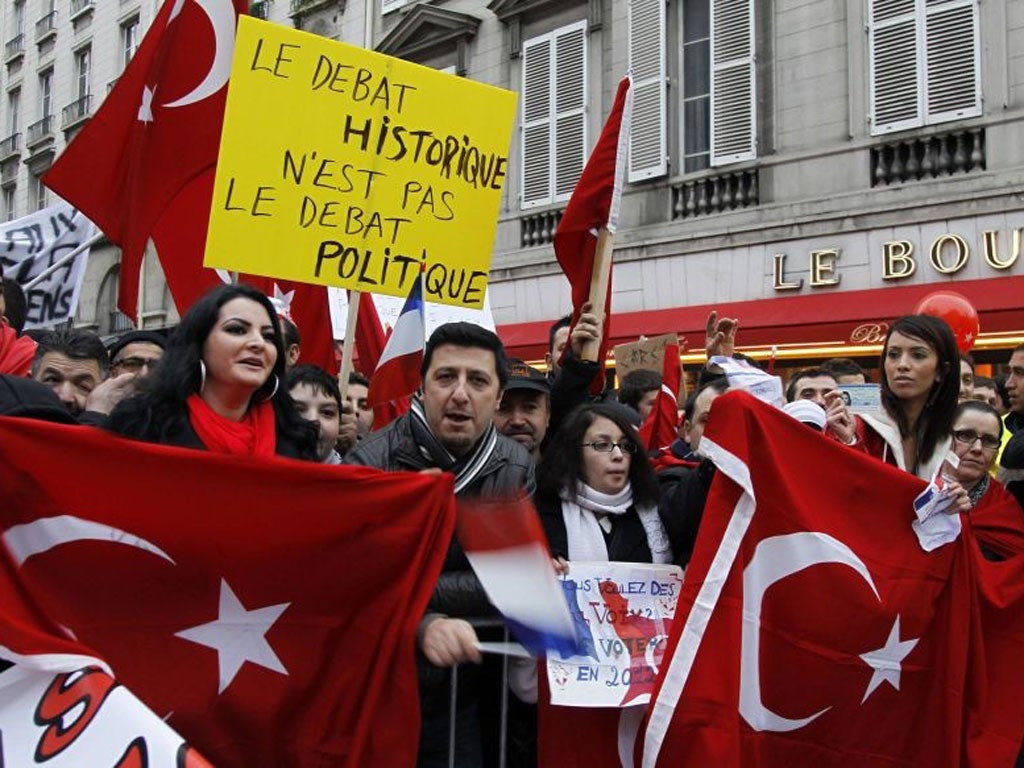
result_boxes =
[912,290,980,353]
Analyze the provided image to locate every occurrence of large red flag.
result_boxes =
[639,342,681,452]
[553,75,632,393]
[351,290,410,428]
[639,392,1024,767]
[42,0,246,319]
[42,1,336,370]
[0,417,455,766]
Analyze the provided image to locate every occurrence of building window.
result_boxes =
[3,187,15,221]
[381,0,409,14]
[868,0,981,135]
[74,47,90,100]
[121,17,139,71]
[30,172,46,210]
[39,68,52,120]
[682,1,710,173]
[520,20,587,209]
[13,0,24,36]
[628,0,668,181]
[8,89,19,136]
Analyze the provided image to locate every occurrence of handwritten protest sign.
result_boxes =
[613,334,685,398]
[0,666,205,765]
[0,202,95,329]
[547,561,682,708]
[205,16,517,309]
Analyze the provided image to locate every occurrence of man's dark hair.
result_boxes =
[548,314,571,356]
[973,375,995,391]
[281,316,300,348]
[785,366,836,402]
[421,322,508,389]
[31,328,109,378]
[2,278,27,334]
[993,374,1012,410]
[349,371,370,388]
[618,369,662,412]
[821,357,867,381]
[287,364,342,409]
[684,377,729,422]
[108,330,167,363]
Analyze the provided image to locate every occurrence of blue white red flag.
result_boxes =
[367,273,425,407]
[457,496,579,657]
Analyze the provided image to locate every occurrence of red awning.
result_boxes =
[496,275,1024,360]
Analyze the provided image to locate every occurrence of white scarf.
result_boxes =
[560,481,672,564]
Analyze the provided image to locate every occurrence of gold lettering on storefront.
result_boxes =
[772,253,802,290]
[929,234,969,274]
[850,322,889,344]
[982,229,1021,269]
[882,240,916,280]
[809,249,840,286]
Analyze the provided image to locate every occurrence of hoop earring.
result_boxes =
[259,374,280,403]
[199,360,207,393]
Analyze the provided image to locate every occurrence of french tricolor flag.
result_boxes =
[367,273,425,407]
[457,496,579,657]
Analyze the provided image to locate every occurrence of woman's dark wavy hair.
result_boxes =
[880,314,960,472]
[537,402,659,507]
[108,283,317,458]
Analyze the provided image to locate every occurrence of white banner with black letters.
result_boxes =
[0,202,96,330]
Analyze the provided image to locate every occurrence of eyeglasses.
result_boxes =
[951,429,1001,451]
[581,440,638,454]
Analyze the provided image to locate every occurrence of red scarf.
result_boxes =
[0,321,36,376]
[186,393,276,457]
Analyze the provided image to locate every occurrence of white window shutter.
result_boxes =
[710,0,756,166]
[521,35,553,208]
[869,0,921,134]
[553,22,587,201]
[381,0,408,14]
[924,0,981,124]
[628,0,667,181]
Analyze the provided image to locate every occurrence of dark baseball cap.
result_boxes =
[505,359,550,395]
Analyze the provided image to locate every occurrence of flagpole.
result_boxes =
[579,227,613,363]
[22,230,103,291]
[338,290,361,401]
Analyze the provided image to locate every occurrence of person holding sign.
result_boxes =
[107,284,318,460]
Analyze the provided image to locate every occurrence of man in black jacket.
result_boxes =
[346,321,534,768]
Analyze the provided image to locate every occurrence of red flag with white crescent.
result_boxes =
[639,392,1024,767]
[0,416,455,766]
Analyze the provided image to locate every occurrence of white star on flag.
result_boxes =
[272,284,296,321]
[138,86,156,123]
[175,579,290,694]
[859,616,919,703]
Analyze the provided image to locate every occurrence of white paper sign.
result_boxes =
[0,202,96,330]
[0,664,208,767]
[546,561,683,708]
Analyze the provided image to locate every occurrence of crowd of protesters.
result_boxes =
[2,268,1024,767]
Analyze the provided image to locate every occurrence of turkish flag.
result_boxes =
[639,342,681,452]
[0,417,455,766]
[43,0,246,319]
[553,75,632,394]
[42,1,336,370]
[639,391,1024,768]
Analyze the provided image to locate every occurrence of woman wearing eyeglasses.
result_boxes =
[946,400,1024,558]
[536,402,673,566]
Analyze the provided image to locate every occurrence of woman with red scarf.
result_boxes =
[107,284,317,459]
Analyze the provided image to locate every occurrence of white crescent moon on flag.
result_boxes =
[740,532,878,732]
[162,0,236,109]
[3,514,176,567]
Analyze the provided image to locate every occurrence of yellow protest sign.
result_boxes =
[204,16,517,309]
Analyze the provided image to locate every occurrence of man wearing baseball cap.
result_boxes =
[494,358,550,464]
